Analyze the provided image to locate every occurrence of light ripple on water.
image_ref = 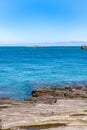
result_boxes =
[0,46,87,100]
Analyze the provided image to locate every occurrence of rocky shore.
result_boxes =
[0,87,87,130]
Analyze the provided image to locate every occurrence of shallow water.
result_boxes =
[0,46,87,100]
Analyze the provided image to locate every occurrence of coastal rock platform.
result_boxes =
[0,87,87,130]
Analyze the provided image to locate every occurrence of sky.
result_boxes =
[0,0,87,46]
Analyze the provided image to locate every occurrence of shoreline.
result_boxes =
[0,87,87,129]
[1,85,87,101]
[1,82,87,101]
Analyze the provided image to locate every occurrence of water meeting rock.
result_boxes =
[0,87,87,130]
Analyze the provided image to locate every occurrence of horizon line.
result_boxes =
[0,45,84,47]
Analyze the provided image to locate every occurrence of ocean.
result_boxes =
[0,46,87,100]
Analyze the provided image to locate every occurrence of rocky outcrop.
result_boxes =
[81,45,87,49]
[32,90,52,97]
[32,87,87,99]
[25,95,57,104]
[1,98,87,129]
[24,95,57,104]
[0,87,87,129]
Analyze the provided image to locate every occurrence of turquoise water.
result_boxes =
[0,46,87,100]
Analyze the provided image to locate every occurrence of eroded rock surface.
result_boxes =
[0,87,87,130]
[32,87,87,99]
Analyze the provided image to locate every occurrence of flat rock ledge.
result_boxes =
[0,87,87,130]
[31,86,87,99]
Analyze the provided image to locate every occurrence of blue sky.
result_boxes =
[0,0,87,46]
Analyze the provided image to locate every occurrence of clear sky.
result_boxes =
[0,0,87,46]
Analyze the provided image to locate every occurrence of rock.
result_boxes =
[40,126,87,130]
[25,96,57,105]
[32,87,87,99]
[32,90,52,97]
[1,99,87,129]
[0,97,10,100]
[81,45,87,49]
[1,87,87,129]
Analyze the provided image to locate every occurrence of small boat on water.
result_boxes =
[81,45,87,49]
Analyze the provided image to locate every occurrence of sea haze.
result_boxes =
[0,46,87,100]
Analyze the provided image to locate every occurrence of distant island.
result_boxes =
[28,45,51,48]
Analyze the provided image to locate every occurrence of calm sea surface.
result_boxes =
[0,46,87,100]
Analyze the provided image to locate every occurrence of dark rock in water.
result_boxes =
[81,45,87,49]
[32,90,52,97]
[0,97,10,100]
[31,87,87,99]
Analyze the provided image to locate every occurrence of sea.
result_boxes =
[0,46,87,100]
